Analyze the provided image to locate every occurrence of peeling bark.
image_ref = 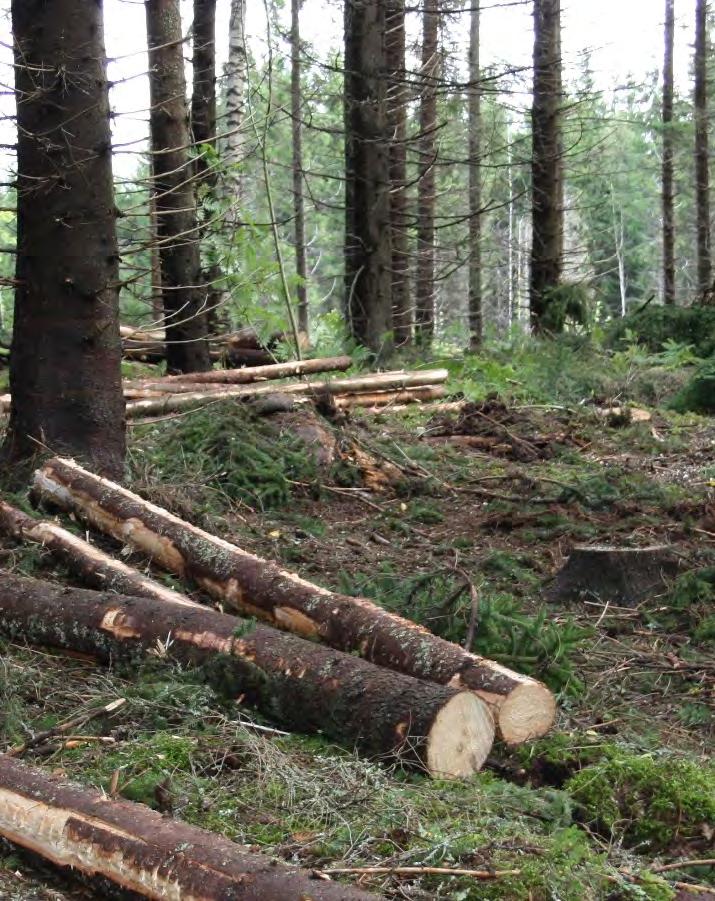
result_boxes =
[34,458,556,744]
[0,754,377,899]
[0,573,494,777]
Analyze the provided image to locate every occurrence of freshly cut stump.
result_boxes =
[33,457,555,744]
[0,572,494,776]
[548,544,682,607]
[0,754,378,899]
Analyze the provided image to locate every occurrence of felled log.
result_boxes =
[127,355,353,391]
[0,754,377,899]
[0,573,494,777]
[327,385,446,411]
[548,544,682,607]
[123,369,449,419]
[34,458,555,744]
[0,499,191,607]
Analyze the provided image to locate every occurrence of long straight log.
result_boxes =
[123,369,449,419]
[158,355,353,385]
[329,386,445,410]
[0,572,494,777]
[0,754,377,899]
[0,500,191,606]
[34,458,556,743]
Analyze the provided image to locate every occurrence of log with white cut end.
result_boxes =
[0,499,192,606]
[33,458,556,744]
[123,369,449,418]
[0,572,494,777]
[0,754,378,899]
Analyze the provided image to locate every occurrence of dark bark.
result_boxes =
[530,0,564,330]
[344,0,393,358]
[146,0,211,373]
[192,0,225,336]
[0,754,377,899]
[1,0,125,479]
[0,573,494,777]
[291,0,310,336]
[468,0,482,349]
[386,0,411,346]
[662,0,676,305]
[34,457,555,744]
[695,0,711,297]
[415,0,439,347]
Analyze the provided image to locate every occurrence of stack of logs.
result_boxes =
[0,458,556,898]
[0,355,451,420]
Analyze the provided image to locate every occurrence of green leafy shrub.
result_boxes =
[566,752,715,850]
[668,359,715,414]
[608,306,715,358]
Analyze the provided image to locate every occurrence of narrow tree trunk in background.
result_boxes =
[386,0,411,346]
[149,186,163,324]
[468,1,482,349]
[191,0,225,335]
[415,0,439,346]
[695,0,711,297]
[2,0,125,479]
[224,0,248,214]
[530,0,564,330]
[291,0,310,336]
[662,0,676,305]
[344,0,393,357]
[145,0,211,373]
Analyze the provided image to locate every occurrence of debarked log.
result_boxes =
[0,572,494,777]
[0,499,193,607]
[0,754,378,899]
[156,354,354,386]
[325,386,446,411]
[33,458,555,744]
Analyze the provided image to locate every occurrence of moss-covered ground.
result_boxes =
[0,337,713,899]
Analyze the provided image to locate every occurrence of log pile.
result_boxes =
[33,457,556,744]
[0,754,377,899]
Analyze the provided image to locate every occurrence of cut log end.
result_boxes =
[498,680,557,746]
[425,691,495,778]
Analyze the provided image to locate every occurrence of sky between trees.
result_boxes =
[0,0,700,178]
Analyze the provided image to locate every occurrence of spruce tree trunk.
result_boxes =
[468,0,482,349]
[291,0,309,336]
[224,0,248,214]
[1,0,125,480]
[191,0,225,335]
[34,456,556,745]
[662,0,676,305]
[530,0,564,330]
[695,0,711,297]
[415,0,439,347]
[0,573,495,777]
[344,0,393,357]
[386,0,412,346]
[0,755,378,899]
[145,0,211,373]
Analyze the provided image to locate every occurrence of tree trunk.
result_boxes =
[468,0,482,349]
[224,0,248,214]
[0,754,377,899]
[34,457,556,744]
[344,0,393,358]
[415,0,439,347]
[0,499,190,606]
[662,0,676,305]
[1,0,125,480]
[695,0,711,297]
[291,0,310,336]
[386,0,411,346]
[530,0,564,331]
[191,0,225,335]
[145,0,212,373]
[0,573,494,777]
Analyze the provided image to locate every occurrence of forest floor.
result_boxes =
[0,338,713,900]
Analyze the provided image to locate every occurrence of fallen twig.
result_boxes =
[7,698,126,757]
[321,866,520,880]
